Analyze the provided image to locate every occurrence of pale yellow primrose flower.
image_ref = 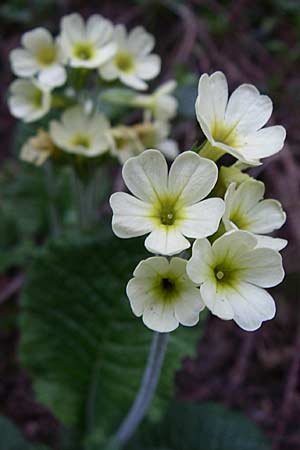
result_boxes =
[110,121,178,165]
[8,78,51,123]
[110,149,224,256]
[196,71,286,165]
[132,80,178,120]
[50,106,111,157]
[187,230,284,331]
[99,25,161,91]
[10,27,66,88]
[223,179,287,251]
[20,129,56,166]
[135,121,179,160]
[127,257,205,332]
[58,13,116,69]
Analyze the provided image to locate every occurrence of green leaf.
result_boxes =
[0,415,50,450]
[128,401,271,450]
[19,232,205,442]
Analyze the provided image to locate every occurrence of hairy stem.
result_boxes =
[113,332,169,448]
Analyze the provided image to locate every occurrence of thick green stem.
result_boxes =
[198,140,225,161]
[112,332,169,448]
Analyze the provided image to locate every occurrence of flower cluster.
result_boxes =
[111,71,286,334]
[8,13,178,166]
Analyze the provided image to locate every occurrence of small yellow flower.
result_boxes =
[20,129,57,166]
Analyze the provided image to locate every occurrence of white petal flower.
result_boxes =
[223,179,287,251]
[58,13,116,69]
[99,25,161,91]
[8,78,51,123]
[187,230,284,331]
[20,129,56,166]
[109,125,144,164]
[132,80,178,120]
[50,106,111,157]
[10,27,66,88]
[110,149,224,255]
[127,256,205,332]
[195,71,286,165]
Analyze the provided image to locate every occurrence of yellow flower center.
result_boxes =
[36,46,56,66]
[32,89,43,108]
[212,122,238,148]
[71,134,90,148]
[73,42,95,61]
[229,209,250,229]
[154,275,179,304]
[213,263,237,287]
[115,52,134,72]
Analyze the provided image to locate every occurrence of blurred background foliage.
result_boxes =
[0,1,300,450]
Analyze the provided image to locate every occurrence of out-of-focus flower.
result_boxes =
[196,71,286,165]
[134,121,179,160]
[132,80,178,120]
[58,13,116,69]
[10,28,66,88]
[187,230,284,331]
[110,125,144,164]
[99,25,161,90]
[110,149,224,256]
[109,121,178,164]
[8,79,51,122]
[127,256,205,332]
[50,106,111,157]
[20,129,57,166]
[223,179,287,251]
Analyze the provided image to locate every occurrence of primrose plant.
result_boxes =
[8,12,287,450]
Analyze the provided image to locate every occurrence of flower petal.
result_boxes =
[240,126,286,160]
[133,256,169,278]
[143,301,179,332]
[135,55,161,80]
[168,151,218,205]
[110,192,153,238]
[237,247,284,288]
[212,230,257,263]
[145,228,190,256]
[10,49,38,77]
[201,281,234,320]
[255,235,288,251]
[225,84,273,134]
[126,277,154,317]
[120,73,148,91]
[195,71,228,133]
[127,26,155,56]
[186,238,214,284]
[122,149,168,202]
[174,288,204,326]
[22,27,53,52]
[225,282,276,331]
[181,198,224,238]
[38,64,66,87]
[247,199,286,233]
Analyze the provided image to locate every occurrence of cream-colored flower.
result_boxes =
[132,80,178,120]
[109,125,144,164]
[127,256,205,332]
[187,230,284,331]
[223,179,287,251]
[196,71,286,165]
[10,27,66,88]
[110,149,224,256]
[99,25,161,90]
[50,106,111,157]
[110,122,178,165]
[135,121,179,161]
[8,79,51,122]
[20,129,56,166]
[58,13,116,68]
